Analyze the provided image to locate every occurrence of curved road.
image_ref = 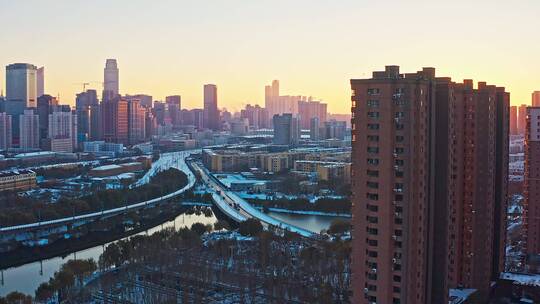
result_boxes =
[190,161,316,238]
[0,151,197,233]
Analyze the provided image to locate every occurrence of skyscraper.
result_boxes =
[240,104,269,129]
[524,106,540,267]
[510,105,518,135]
[309,117,320,141]
[102,98,128,144]
[19,109,39,150]
[272,113,299,146]
[37,66,44,97]
[103,59,119,102]
[76,90,99,110]
[0,113,12,151]
[166,95,182,126]
[533,91,540,107]
[37,94,59,143]
[518,104,528,135]
[127,99,146,144]
[350,66,509,304]
[203,84,219,130]
[298,100,327,129]
[48,111,76,153]
[6,63,38,108]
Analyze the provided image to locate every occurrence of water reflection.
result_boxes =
[0,212,216,296]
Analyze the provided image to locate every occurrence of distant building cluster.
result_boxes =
[0,62,348,157]
[202,145,351,184]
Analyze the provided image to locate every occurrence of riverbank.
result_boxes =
[257,206,351,217]
[0,207,187,270]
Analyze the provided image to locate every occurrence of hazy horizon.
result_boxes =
[1,0,539,112]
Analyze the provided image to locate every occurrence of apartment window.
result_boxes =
[367,204,378,212]
[396,135,405,142]
[368,135,379,142]
[367,239,378,247]
[367,227,378,235]
[395,171,404,178]
[395,112,405,118]
[368,123,380,130]
[395,194,403,201]
[367,181,379,189]
[394,147,405,154]
[367,284,377,291]
[393,298,401,304]
[367,216,378,223]
[367,100,380,108]
[367,88,380,95]
[395,218,403,225]
[367,170,379,177]
[393,275,401,282]
[393,286,401,293]
[367,147,379,154]
[367,112,380,119]
[367,158,379,165]
[395,159,404,166]
[367,193,379,200]
[367,273,378,281]
[368,250,378,258]
[396,123,405,130]
[395,88,405,94]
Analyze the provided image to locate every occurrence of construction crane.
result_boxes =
[72,81,104,92]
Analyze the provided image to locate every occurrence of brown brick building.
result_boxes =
[525,107,540,264]
[350,66,509,304]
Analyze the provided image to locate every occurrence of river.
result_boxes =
[267,211,350,234]
[0,210,347,297]
[0,211,217,297]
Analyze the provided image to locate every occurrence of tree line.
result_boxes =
[0,168,188,227]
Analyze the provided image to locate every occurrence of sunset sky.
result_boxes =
[1,0,539,113]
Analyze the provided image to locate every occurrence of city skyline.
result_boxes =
[1,0,539,113]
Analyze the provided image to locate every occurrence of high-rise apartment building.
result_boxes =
[510,105,518,135]
[203,84,219,130]
[240,104,269,129]
[350,66,509,304]
[103,59,119,102]
[0,113,12,150]
[125,94,152,108]
[102,98,128,144]
[37,94,59,143]
[76,90,99,142]
[524,107,540,264]
[533,91,540,107]
[165,95,182,126]
[264,80,308,123]
[36,66,45,98]
[37,66,44,97]
[6,63,38,108]
[309,117,320,141]
[518,104,528,135]
[127,99,146,144]
[48,111,77,152]
[272,113,299,146]
[298,100,327,129]
[321,120,347,140]
[19,109,40,150]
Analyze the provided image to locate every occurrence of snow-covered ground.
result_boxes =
[132,150,198,188]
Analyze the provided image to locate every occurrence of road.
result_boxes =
[190,161,316,238]
[0,151,197,233]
